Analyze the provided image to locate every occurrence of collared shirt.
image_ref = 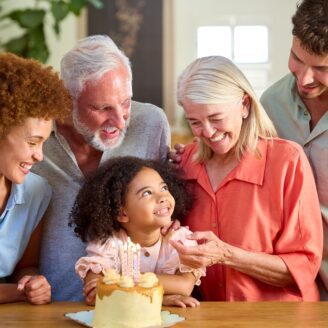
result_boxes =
[75,227,205,285]
[261,74,328,295]
[32,101,171,301]
[0,173,51,278]
[180,139,323,301]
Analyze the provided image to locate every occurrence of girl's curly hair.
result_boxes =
[69,156,194,243]
[0,53,72,137]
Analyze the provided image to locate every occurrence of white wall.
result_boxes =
[0,0,85,72]
[164,0,299,132]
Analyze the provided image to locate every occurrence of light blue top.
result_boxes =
[0,172,52,278]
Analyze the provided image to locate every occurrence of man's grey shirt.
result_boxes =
[32,101,171,301]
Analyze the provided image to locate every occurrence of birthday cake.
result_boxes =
[93,270,163,328]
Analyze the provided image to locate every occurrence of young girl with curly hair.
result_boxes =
[70,156,205,307]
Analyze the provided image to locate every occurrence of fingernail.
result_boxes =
[17,284,24,291]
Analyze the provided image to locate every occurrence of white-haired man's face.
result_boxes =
[73,67,132,151]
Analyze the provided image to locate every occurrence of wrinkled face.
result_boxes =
[0,117,52,184]
[120,167,175,234]
[73,66,132,151]
[183,97,249,157]
[288,37,328,99]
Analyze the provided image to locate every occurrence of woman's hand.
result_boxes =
[170,231,232,269]
[17,275,51,304]
[163,294,200,308]
[167,143,186,165]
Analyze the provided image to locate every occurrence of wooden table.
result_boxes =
[0,302,327,327]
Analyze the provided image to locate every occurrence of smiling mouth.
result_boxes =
[210,132,227,142]
[154,207,171,216]
[19,163,32,170]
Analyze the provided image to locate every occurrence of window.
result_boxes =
[197,25,268,63]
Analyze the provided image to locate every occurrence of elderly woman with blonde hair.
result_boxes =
[170,56,323,301]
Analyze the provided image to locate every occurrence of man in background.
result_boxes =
[33,35,171,301]
[261,0,328,300]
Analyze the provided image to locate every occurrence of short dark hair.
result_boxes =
[292,0,328,55]
[69,156,193,243]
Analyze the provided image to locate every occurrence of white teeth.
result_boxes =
[103,127,117,133]
[210,133,226,142]
[154,208,169,215]
[20,163,32,170]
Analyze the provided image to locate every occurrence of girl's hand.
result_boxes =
[83,277,100,306]
[161,219,181,236]
[163,294,200,308]
[17,275,51,305]
[170,231,232,269]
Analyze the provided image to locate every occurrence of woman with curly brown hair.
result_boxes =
[0,53,71,304]
[70,156,205,307]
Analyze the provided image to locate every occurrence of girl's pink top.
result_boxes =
[75,226,205,286]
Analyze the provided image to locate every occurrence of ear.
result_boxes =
[117,207,129,223]
[241,94,250,119]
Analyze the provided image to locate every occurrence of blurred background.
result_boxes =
[0,0,299,146]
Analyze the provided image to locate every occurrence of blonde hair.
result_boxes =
[177,56,277,162]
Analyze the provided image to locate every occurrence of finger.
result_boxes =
[189,231,218,242]
[170,220,181,231]
[84,279,98,294]
[171,240,208,257]
[28,293,51,305]
[24,276,48,291]
[17,275,32,291]
[85,289,97,306]
[174,143,186,153]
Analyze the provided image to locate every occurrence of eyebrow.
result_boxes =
[135,181,166,195]
[26,136,44,140]
[186,113,223,120]
[291,50,328,69]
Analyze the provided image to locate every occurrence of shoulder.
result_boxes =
[131,101,168,122]
[264,138,307,166]
[261,74,294,100]
[24,172,52,195]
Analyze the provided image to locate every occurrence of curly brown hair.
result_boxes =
[292,0,328,55]
[69,156,194,243]
[0,52,72,137]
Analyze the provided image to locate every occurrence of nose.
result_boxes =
[202,121,216,138]
[298,66,315,86]
[32,146,43,162]
[107,108,127,130]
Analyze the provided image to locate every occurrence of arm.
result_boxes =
[171,231,294,288]
[83,271,103,306]
[0,284,25,303]
[157,272,196,296]
[4,221,51,304]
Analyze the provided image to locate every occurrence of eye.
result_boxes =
[161,184,169,192]
[188,120,201,127]
[141,190,152,197]
[28,142,37,146]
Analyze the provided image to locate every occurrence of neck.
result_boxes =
[301,91,328,129]
[126,229,161,248]
[56,120,103,177]
[0,176,11,214]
